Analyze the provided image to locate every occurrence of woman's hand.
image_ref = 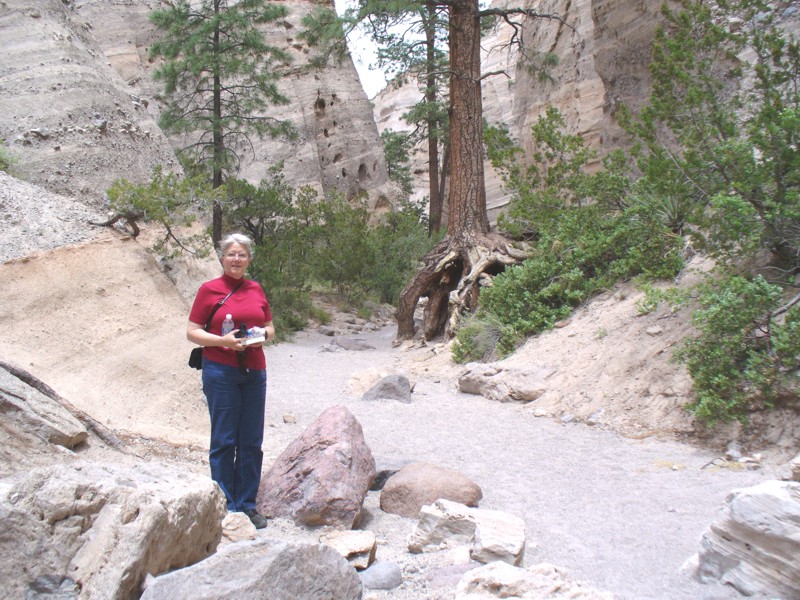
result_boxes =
[220,331,246,351]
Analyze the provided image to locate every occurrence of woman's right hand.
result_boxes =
[220,331,245,351]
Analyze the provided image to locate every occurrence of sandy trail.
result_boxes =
[258,324,774,600]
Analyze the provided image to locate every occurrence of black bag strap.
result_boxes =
[203,282,244,332]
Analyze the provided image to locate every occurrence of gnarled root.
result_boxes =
[396,233,531,342]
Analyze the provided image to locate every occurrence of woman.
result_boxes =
[187,233,274,529]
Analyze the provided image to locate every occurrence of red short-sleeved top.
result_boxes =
[189,273,272,370]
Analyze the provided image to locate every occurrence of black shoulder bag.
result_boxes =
[188,282,244,370]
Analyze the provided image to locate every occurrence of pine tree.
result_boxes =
[150,0,294,246]
[306,0,571,339]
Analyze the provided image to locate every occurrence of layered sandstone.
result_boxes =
[1,0,394,211]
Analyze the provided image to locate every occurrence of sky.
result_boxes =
[333,0,388,98]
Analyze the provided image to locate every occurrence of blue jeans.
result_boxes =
[202,358,267,512]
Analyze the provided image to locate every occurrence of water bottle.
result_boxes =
[221,314,234,336]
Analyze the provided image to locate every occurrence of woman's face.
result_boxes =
[221,242,250,279]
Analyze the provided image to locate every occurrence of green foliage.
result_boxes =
[106,166,219,257]
[625,0,800,271]
[676,276,800,424]
[452,311,518,363]
[458,108,684,360]
[223,174,435,328]
[364,199,437,304]
[0,143,17,174]
[223,171,316,337]
[487,108,631,239]
[381,130,414,197]
[478,206,683,354]
[636,283,692,316]
[149,0,294,186]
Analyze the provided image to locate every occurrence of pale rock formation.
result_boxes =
[408,498,526,567]
[140,539,363,600]
[0,462,226,599]
[0,364,88,450]
[455,562,614,600]
[220,511,257,546]
[319,529,377,570]
[0,0,178,202]
[696,480,800,598]
[458,363,557,403]
[380,462,483,518]
[257,404,376,528]
[1,0,394,211]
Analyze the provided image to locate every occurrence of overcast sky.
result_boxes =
[334,0,387,98]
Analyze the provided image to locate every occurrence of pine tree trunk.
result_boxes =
[396,0,529,342]
[447,0,489,242]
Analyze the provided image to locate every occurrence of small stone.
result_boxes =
[282,413,297,424]
[360,562,403,590]
[645,326,664,336]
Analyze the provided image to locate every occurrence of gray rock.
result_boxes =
[0,462,225,600]
[0,367,88,449]
[696,480,800,598]
[332,337,377,351]
[360,561,403,590]
[141,539,362,600]
[458,364,555,403]
[362,374,412,403]
[257,405,376,528]
[725,440,743,460]
[380,462,482,518]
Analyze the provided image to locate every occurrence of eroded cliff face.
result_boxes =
[0,0,178,202]
[1,0,394,211]
[374,0,667,224]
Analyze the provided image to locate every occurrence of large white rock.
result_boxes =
[140,539,363,600]
[455,562,614,600]
[408,498,526,566]
[0,462,226,599]
[696,480,800,598]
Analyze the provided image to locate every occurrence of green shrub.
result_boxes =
[468,108,685,359]
[477,205,683,354]
[676,276,800,424]
[452,311,519,363]
[0,143,16,174]
[106,166,218,257]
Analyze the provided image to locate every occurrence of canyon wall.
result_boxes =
[0,0,394,212]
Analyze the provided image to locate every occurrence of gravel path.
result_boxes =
[258,324,776,600]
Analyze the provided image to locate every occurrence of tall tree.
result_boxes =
[331,0,450,234]
[149,0,294,246]
[305,1,570,340]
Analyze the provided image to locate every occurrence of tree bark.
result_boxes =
[447,0,489,241]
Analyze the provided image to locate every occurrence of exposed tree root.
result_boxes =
[396,233,532,341]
